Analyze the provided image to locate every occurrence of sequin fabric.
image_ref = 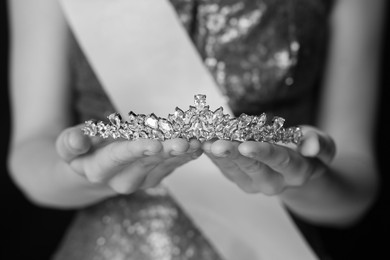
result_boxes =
[173,0,329,120]
[53,187,223,260]
[54,1,330,259]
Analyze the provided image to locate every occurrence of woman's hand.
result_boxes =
[202,126,336,195]
[55,124,203,194]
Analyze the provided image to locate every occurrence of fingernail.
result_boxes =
[246,152,256,158]
[144,151,157,156]
[215,151,230,158]
[170,151,184,156]
[300,136,320,157]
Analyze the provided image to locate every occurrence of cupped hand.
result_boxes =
[55,124,203,194]
[202,125,336,195]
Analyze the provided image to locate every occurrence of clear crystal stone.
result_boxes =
[238,114,252,129]
[225,119,238,134]
[215,124,225,132]
[111,127,121,139]
[133,131,148,140]
[119,128,132,140]
[194,94,207,110]
[158,119,173,133]
[292,127,303,144]
[212,107,224,124]
[108,113,122,128]
[272,117,285,131]
[145,113,158,129]
[128,111,137,121]
[83,120,97,136]
[255,113,267,128]
[151,129,164,141]
[97,122,111,138]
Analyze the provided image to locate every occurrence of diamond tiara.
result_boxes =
[81,94,303,144]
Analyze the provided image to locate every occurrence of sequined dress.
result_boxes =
[53,0,332,259]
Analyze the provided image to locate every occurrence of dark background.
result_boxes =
[0,2,75,259]
[1,1,389,259]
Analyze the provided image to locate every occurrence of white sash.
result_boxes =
[59,1,318,259]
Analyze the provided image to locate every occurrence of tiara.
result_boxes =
[81,94,302,144]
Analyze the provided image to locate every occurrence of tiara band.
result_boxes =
[81,94,302,144]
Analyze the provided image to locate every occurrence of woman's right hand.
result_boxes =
[55,124,203,194]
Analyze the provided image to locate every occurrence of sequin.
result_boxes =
[53,187,224,260]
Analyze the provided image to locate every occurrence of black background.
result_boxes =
[1,2,389,259]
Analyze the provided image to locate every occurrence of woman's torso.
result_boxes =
[54,1,333,259]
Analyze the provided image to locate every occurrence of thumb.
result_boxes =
[298,126,336,164]
[56,125,92,162]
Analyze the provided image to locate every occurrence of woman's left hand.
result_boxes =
[202,126,336,195]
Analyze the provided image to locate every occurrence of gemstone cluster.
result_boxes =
[81,94,302,144]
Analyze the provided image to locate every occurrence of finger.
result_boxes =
[97,150,164,192]
[206,140,275,193]
[141,154,194,189]
[56,125,92,162]
[232,152,285,195]
[107,167,148,194]
[78,139,163,183]
[210,140,285,194]
[203,140,253,192]
[239,142,314,186]
[141,139,203,188]
[298,126,336,164]
[161,138,201,157]
[162,138,190,156]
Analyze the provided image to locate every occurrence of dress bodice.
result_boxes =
[72,0,331,126]
[55,1,333,260]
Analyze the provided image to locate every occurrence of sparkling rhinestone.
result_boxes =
[254,113,267,128]
[174,107,184,118]
[274,128,285,143]
[225,118,238,134]
[82,120,97,136]
[205,131,215,141]
[136,114,146,124]
[212,107,224,124]
[223,114,231,122]
[215,131,224,139]
[171,122,182,132]
[171,132,181,139]
[119,128,132,140]
[184,106,196,124]
[151,129,164,141]
[170,107,185,126]
[108,113,122,128]
[282,128,294,143]
[272,117,285,131]
[135,131,148,140]
[158,119,173,133]
[97,121,110,138]
[194,94,207,110]
[128,111,137,121]
[145,113,159,129]
[292,127,303,144]
[252,131,262,142]
[238,113,252,128]
[215,124,225,132]
[110,127,121,139]
[203,109,214,124]
[261,126,275,142]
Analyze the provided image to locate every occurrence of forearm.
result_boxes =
[283,0,384,228]
[280,154,378,227]
[8,136,116,209]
